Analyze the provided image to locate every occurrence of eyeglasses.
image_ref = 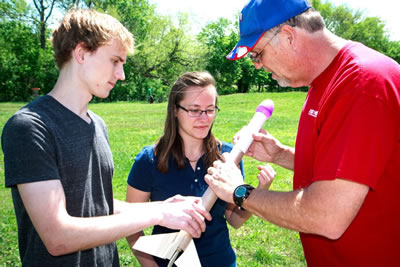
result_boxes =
[176,104,220,117]
[249,28,281,63]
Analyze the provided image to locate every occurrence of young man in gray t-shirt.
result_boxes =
[2,9,210,267]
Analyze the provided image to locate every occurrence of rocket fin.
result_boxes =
[133,232,180,259]
[175,240,201,267]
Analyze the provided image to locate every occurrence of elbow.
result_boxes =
[323,228,345,240]
[228,219,246,229]
[315,220,349,240]
[230,223,242,230]
[41,231,72,256]
[44,239,70,256]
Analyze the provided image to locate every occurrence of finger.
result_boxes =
[192,201,212,222]
[265,164,276,177]
[213,160,222,168]
[184,218,201,238]
[221,152,230,162]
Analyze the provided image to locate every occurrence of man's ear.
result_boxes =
[73,43,87,64]
[281,25,297,50]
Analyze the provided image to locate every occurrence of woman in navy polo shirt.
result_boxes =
[125,71,275,266]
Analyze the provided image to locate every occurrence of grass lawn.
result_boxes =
[0,92,307,266]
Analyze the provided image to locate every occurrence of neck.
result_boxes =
[48,68,93,122]
[305,29,348,82]
[184,140,204,162]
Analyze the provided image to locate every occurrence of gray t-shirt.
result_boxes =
[2,95,119,266]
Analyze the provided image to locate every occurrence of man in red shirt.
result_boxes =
[205,0,400,266]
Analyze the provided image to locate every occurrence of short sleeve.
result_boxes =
[2,113,60,187]
[127,146,155,192]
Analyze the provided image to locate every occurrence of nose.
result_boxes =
[115,64,125,81]
[198,111,209,120]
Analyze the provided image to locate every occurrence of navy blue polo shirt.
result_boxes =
[127,142,244,267]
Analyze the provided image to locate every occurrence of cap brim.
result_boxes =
[226,32,264,61]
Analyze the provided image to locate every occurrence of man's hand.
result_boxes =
[234,127,282,163]
[234,127,294,170]
[205,153,244,203]
[158,195,212,238]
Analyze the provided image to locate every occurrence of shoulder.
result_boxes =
[135,145,156,162]
[220,141,234,153]
[339,42,400,82]
[3,106,48,139]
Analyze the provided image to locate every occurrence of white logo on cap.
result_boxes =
[237,46,249,58]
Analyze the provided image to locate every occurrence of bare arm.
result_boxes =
[224,164,276,229]
[18,180,210,257]
[206,162,369,240]
[224,203,251,229]
[246,179,369,239]
[125,185,157,267]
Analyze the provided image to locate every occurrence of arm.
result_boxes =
[224,164,276,229]
[206,162,369,240]
[245,179,369,239]
[125,185,157,267]
[224,204,251,229]
[18,180,210,257]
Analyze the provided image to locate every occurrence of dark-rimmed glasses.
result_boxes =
[176,104,220,117]
[248,28,282,63]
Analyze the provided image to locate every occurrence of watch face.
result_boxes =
[235,186,247,197]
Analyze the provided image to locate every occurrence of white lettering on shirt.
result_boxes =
[308,109,318,118]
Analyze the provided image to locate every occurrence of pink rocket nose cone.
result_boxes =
[256,99,274,119]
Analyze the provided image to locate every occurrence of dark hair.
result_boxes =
[52,9,134,69]
[155,71,222,173]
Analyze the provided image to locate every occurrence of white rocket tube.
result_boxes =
[234,99,274,154]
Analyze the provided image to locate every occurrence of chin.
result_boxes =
[95,91,111,99]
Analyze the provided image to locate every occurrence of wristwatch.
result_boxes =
[233,184,254,210]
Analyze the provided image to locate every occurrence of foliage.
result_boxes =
[313,0,399,62]
[0,20,57,101]
[93,0,208,102]
[0,0,399,102]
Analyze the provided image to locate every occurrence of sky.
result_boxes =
[148,0,400,41]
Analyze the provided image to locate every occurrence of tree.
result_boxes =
[0,20,57,101]
[312,0,398,63]
[32,0,56,49]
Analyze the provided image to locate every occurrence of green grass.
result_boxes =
[0,92,307,266]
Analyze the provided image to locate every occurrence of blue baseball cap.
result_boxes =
[226,0,312,61]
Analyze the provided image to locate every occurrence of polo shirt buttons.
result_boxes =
[195,166,200,182]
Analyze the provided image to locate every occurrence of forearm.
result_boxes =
[225,204,252,229]
[242,188,338,239]
[42,202,162,256]
[274,145,295,171]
